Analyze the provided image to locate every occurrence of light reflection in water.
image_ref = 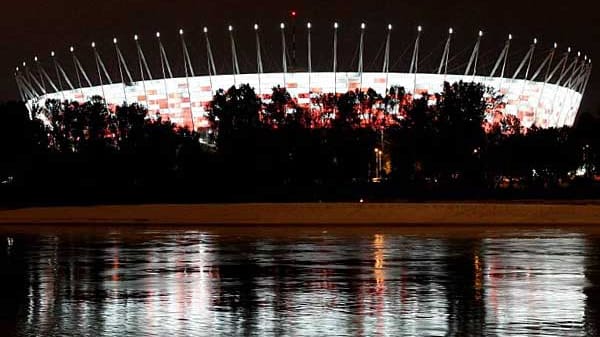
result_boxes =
[0,228,597,336]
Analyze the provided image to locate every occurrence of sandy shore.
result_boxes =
[0,202,599,226]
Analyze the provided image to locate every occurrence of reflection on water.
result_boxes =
[0,226,599,336]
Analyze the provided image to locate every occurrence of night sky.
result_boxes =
[3,0,599,115]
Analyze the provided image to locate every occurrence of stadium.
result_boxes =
[14,21,592,130]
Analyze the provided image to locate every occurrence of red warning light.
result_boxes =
[291,11,297,17]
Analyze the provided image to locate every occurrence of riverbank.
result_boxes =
[1,202,600,226]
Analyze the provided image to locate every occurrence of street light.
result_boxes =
[374,148,383,180]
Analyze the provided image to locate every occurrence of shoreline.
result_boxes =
[1,202,600,226]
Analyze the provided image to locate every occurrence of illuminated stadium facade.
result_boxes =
[14,23,592,130]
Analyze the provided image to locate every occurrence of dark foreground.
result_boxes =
[1,225,600,336]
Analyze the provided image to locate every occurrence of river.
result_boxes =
[1,225,599,336]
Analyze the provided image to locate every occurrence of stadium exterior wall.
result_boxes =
[30,72,583,129]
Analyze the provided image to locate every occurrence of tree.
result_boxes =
[208,84,262,152]
[335,90,360,128]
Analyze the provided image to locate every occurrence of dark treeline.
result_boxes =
[0,81,598,205]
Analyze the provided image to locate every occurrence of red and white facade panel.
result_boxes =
[33,72,582,129]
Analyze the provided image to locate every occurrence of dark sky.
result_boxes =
[2,0,599,113]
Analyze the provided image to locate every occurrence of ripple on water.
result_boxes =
[0,227,598,336]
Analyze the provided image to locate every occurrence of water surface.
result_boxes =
[1,225,599,336]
